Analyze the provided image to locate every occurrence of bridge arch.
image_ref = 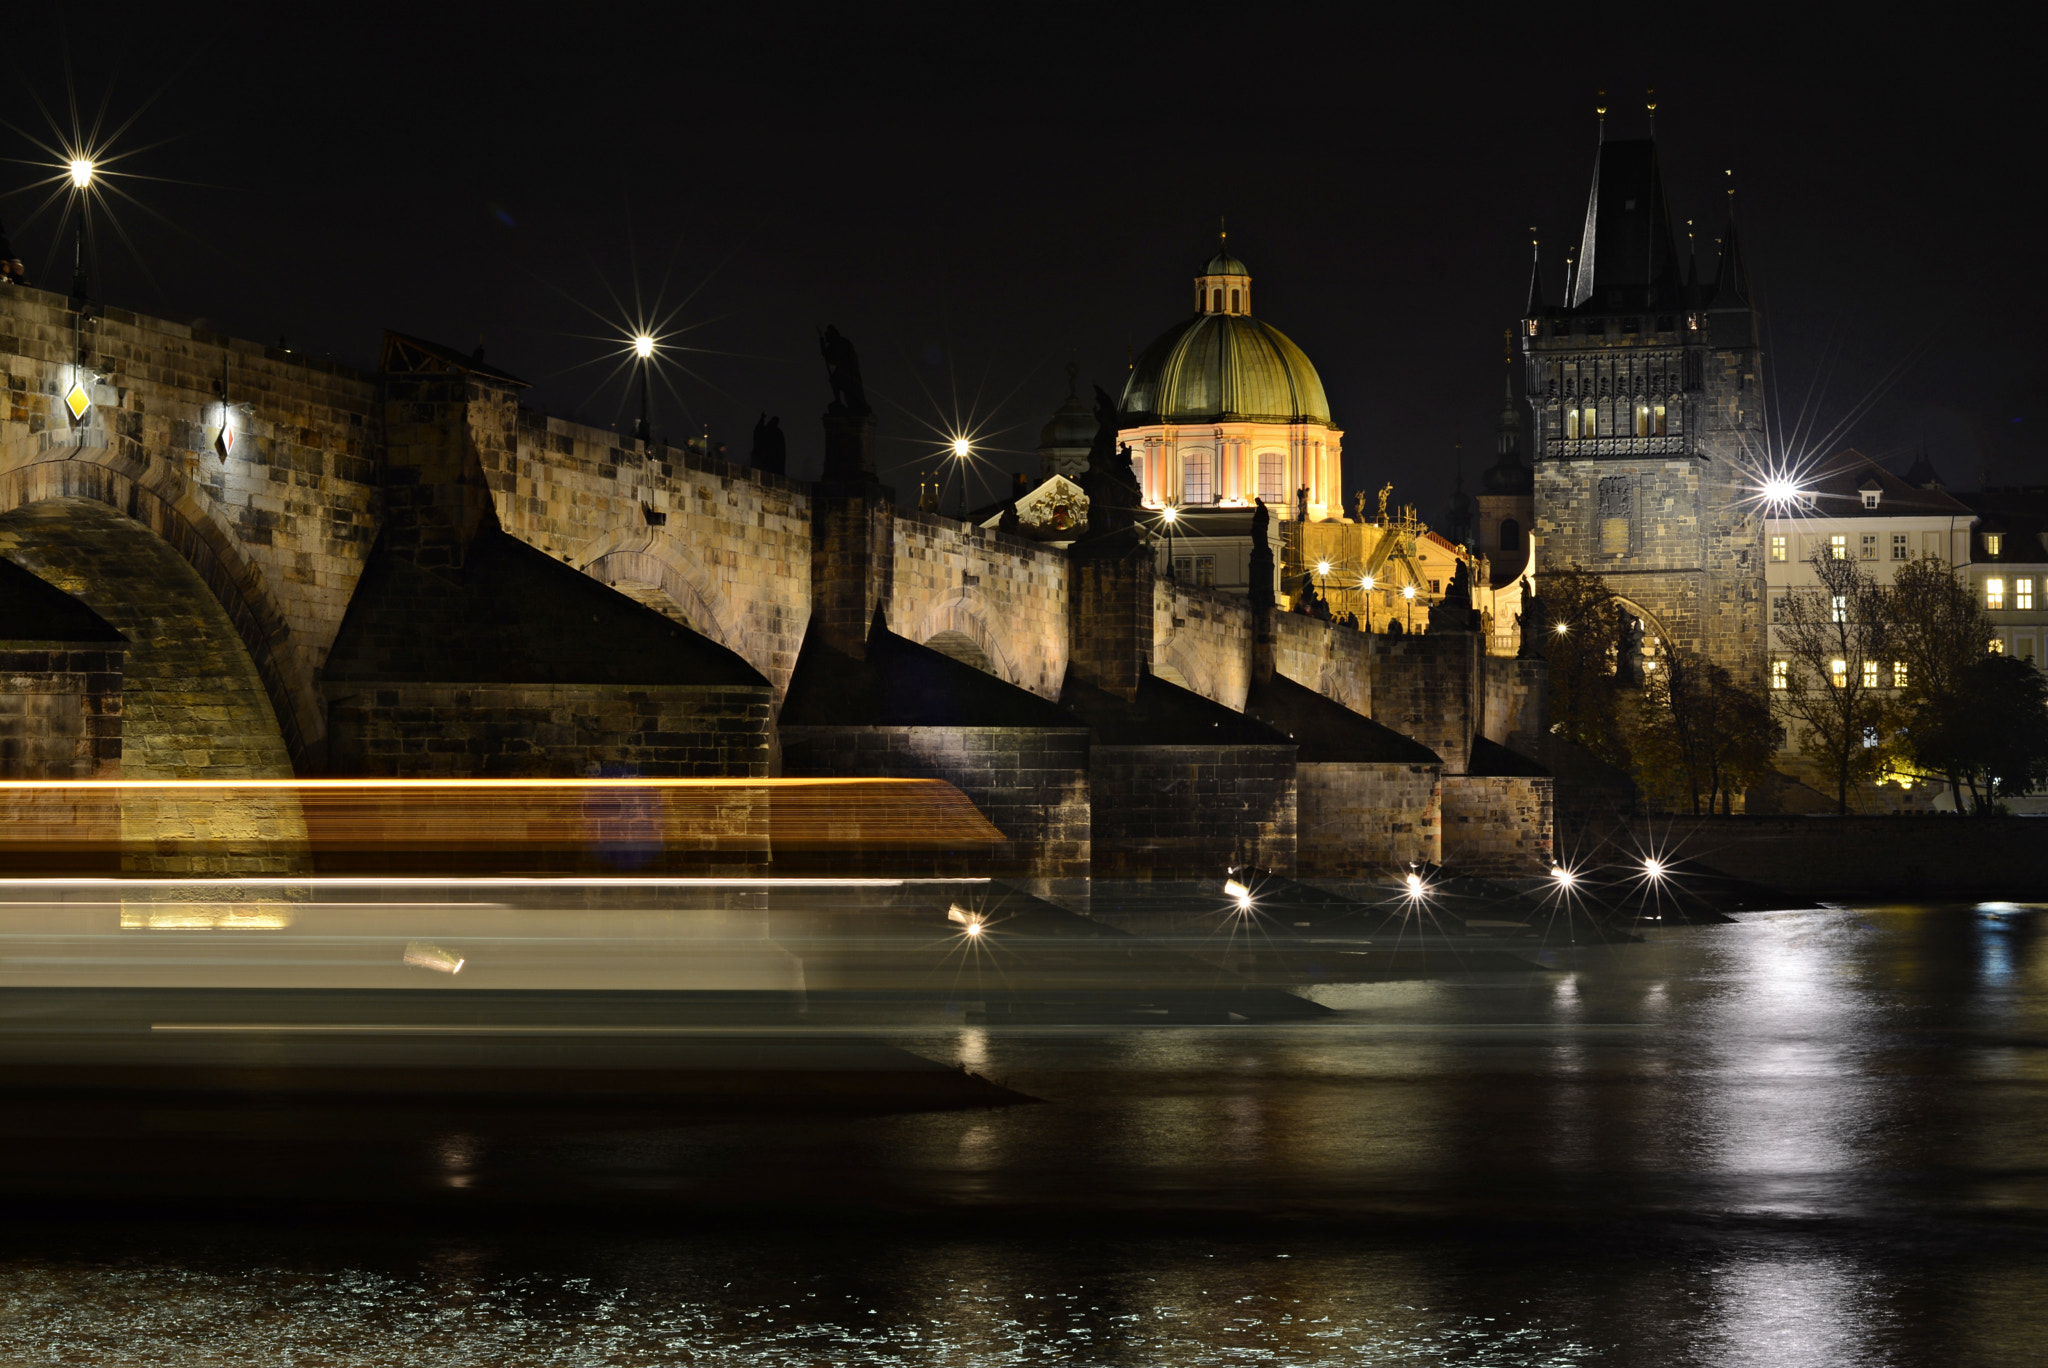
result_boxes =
[579,541,742,654]
[905,589,1024,689]
[0,450,316,769]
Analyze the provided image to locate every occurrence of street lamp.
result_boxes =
[1402,580,1416,633]
[951,437,971,518]
[1359,573,1375,631]
[632,334,654,443]
[1161,504,1178,579]
[69,160,93,300]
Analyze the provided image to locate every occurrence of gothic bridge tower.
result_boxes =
[1520,102,1765,679]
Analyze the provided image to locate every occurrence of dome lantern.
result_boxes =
[1196,234,1252,316]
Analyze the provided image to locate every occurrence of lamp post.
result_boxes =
[632,334,654,443]
[952,437,971,519]
[1359,573,1375,632]
[1161,504,1178,579]
[1402,580,1416,633]
[1316,558,1331,607]
[69,159,92,300]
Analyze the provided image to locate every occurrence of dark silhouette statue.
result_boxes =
[749,413,787,474]
[1516,586,1547,659]
[818,325,870,416]
[1076,385,1142,540]
[1617,616,1646,687]
[1428,557,1480,633]
[1249,498,1275,610]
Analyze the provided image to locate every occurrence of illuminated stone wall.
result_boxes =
[0,646,122,779]
[1296,762,1441,874]
[1439,774,1553,875]
[0,288,378,766]
[890,510,1070,701]
[1154,580,1253,709]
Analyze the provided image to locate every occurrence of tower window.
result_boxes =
[1635,405,1651,437]
[1892,533,1908,561]
[1770,535,1787,562]
[1230,288,1240,313]
[1654,404,1666,436]
[1212,288,1223,313]
[1987,577,2006,610]
[1257,451,1284,505]
[1499,518,1521,552]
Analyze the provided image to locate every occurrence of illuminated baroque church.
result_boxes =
[1118,244,1344,521]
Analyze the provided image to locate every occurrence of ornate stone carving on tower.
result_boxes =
[1519,103,1765,679]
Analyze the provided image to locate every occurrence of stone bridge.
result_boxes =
[0,288,1549,875]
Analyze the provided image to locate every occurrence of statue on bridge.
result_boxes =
[749,413,787,475]
[1249,498,1275,610]
[1516,585,1547,659]
[818,325,871,417]
[1075,385,1141,541]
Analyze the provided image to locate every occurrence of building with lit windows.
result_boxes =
[1763,449,1972,687]
[1957,488,2048,669]
[1118,243,1344,522]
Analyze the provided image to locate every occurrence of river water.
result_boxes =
[2,903,2044,1365]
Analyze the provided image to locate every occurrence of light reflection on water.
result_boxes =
[3,904,2047,1365]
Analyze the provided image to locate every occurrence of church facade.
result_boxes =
[1521,120,1766,681]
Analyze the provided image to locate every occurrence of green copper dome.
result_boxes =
[1120,313,1331,425]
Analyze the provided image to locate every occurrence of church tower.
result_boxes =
[1520,100,1765,679]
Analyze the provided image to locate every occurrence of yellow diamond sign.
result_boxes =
[63,378,91,422]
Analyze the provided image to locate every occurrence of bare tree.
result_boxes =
[1637,649,1776,814]
[1540,565,1630,767]
[1887,556,1993,809]
[1774,549,1894,814]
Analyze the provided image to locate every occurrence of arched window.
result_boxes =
[1212,288,1223,312]
[1500,518,1521,552]
[1257,451,1284,504]
[1181,451,1212,505]
[1230,288,1240,313]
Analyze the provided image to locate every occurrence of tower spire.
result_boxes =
[1646,87,1656,136]
[1524,229,1545,313]
[1714,170,1750,305]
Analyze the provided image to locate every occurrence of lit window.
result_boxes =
[1653,404,1666,436]
[1989,638,2006,655]
[1257,452,1285,505]
[1987,533,2004,556]
[1770,659,1788,689]
[1181,451,1212,505]
[1893,660,1908,688]
[2020,579,2036,611]
[1635,406,1651,437]
[1862,660,1879,688]
[1986,577,2006,610]
[1892,533,1908,561]
[1770,535,1787,562]
[1831,659,1847,687]
[1829,535,1847,559]
[1860,534,1877,560]
[1831,594,1847,623]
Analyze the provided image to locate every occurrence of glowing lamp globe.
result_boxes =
[951,437,971,459]
[1316,560,1331,576]
[1360,575,1375,591]
[69,159,93,189]
[1161,506,1177,524]
[633,334,655,359]
[1402,584,1416,600]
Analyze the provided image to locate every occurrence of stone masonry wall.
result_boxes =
[1297,761,1440,875]
[1154,581,1253,709]
[779,725,1092,877]
[1089,743,1296,878]
[487,404,814,700]
[1482,655,1547,753]
[1271,612,1371,715]
[1440,774,1553,875]
[1368,632,1481,775]
[325,682,774,778]
[0,287,381,766]
[891,510,1070,699]
[0,646,122,778]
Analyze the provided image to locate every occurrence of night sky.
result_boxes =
[7,4,2040,525]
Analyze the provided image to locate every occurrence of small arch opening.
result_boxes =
[1230,288,1240,313]
[1212,288,1223,312]
[1499,518,1522,553]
